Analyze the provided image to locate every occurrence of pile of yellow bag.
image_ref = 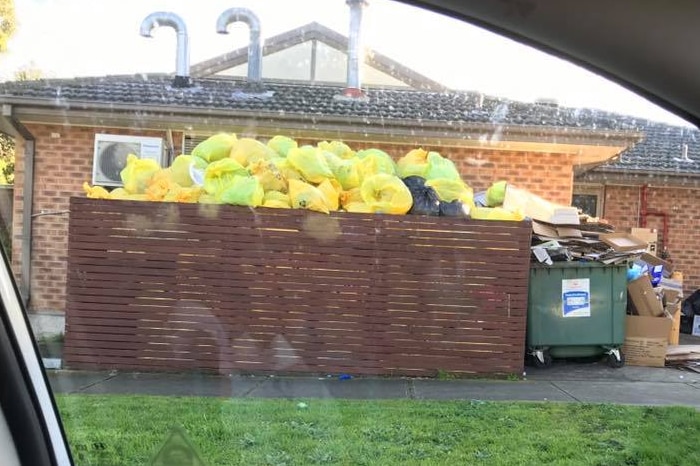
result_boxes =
[82,132,521,220]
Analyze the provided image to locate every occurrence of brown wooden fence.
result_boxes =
[65,197,532,376]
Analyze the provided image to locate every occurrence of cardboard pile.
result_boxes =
[666,346,700,373]
[530,219,649,266]
[623,272,684,367]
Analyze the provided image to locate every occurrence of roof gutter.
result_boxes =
[1,104,34,306]
[576,167,700,188]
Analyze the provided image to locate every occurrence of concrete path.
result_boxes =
[47,359,700,408]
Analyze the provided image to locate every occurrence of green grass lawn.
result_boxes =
[56,395,700,466]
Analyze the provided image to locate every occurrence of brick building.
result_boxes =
[0,20,696,334]
[576,122,700,296]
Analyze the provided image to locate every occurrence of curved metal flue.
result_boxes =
[216,8,262,83]
[140,12,191,87]
[344,0,368,97]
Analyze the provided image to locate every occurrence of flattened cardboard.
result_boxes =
[627,277,664,317]
[640,252,674,274]
[556,227,583,238]
[532,221,558,238]
[599,233,648,252]
[624,315,673,367]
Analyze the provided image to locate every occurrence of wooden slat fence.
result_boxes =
[65,197,532,376]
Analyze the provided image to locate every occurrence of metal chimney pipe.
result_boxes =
[345,0,368,97]
[216,8,263,83]
[140,12,191,87]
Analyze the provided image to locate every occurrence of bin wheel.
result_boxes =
[607,351,625,368]
[533,351,552,368]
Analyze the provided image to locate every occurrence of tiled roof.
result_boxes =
[596,121,700,174]
[0,74,642,129]
[0,74,698,174]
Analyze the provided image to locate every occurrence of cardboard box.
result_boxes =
[627,277,665,317]
[623,315,673,367]
[599,233,648,252]
[631,228,658,256]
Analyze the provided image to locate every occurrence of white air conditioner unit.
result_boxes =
[92,134,164,187]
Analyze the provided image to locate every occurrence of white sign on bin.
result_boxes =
[562,278,590,317]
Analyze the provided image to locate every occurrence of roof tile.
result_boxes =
[0,74,698,174]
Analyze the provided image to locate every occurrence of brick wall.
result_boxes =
[12,125,183,314]
[603,184,700,294]
[14,126,576,314]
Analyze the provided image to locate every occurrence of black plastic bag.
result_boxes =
[682,289,700,317]
[439,200,466,217]
[680,289,700,334]
[402,176,440,216]
[402,176,427,190]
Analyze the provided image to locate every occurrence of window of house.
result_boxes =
[572,185,605,218]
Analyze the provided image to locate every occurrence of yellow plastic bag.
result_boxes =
[191,133,237,163]
[218,175,264,207]
[229,138,277,166]
[83,182,111,199]
[318,140,355,159]
[164,186,203,203]
[198,194,219,204]
[321,150,343,174]
[271,157,304,182]
[486,181,508,207]
[470,207,524,221]
[355,149,396,182]
[345,202,373,213]
[108,187,131,200]
[267,135,298,157]
[425,151,461,181]
[203,158,248,196]
[425,178,474,205]
[248,160,288,192]
[340,187,363,209]
[334,159,361,190]
[168,154,195,187]
[317,178,342,211]
[263,190,291,208]
[360,174,413,215]
[397,148,429,178]
[288,179,329,214]
[120,154,161,194]
[287,146,334,183]
[145,170,179,201]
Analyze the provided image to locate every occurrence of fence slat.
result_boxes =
[65,197,531,376]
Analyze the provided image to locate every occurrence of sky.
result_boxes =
[0,0,692,126]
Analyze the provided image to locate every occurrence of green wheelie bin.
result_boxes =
[527,262,628,368]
